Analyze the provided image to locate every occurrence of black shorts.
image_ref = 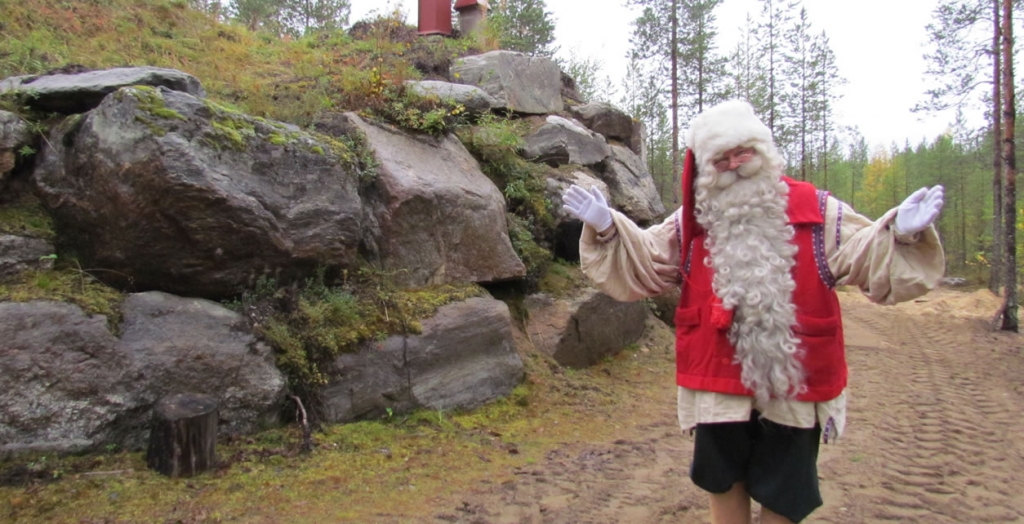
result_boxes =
[690,411,822,523]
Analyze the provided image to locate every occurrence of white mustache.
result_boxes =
[712,154,764,188]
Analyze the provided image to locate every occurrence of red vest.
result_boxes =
[674,151,847,402]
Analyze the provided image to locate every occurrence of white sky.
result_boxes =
[350,0,962,151]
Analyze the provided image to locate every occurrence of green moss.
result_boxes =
[507,214,553,287]
[0,194,55,240]
[308,129,379,183]
[234,269,486,404]
[537,260,588,298]
[200,98,257,151]
[133,115,167,137]
[0,267,126,333]
[209,118,255,150]
[127,85,185,121]
[267,132,289,146]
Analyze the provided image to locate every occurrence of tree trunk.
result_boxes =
[1000,0,1018,332]
[146,393,219,478]
[991,0,1004,294]
[671,0,680,205]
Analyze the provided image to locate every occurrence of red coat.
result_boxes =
[674,152,847,402]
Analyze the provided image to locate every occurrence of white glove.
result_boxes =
[895,185,944,235]
[561,184,614,233]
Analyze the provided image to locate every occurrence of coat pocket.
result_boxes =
[793,313,838,337]
[674,306,700,331]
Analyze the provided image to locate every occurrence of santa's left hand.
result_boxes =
[895,185,944,235]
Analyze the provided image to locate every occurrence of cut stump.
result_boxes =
[145,393,219,478]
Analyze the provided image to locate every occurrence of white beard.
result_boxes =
[693,155,805,405]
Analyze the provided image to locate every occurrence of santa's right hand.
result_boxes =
[561,185,614,233]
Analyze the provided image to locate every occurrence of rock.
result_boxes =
[321,297,524,422]
[405,297,524,410]
[520,115,611,167]
[544,172,610,261]
[118,292,287,440]
[525,289,648,368]
[33,87,369,299]
[568,102,645,157]
[0,110,34,188]
[0,301,129,454]
[0,66,206,114]
[343,112,526,287]
[597,144,666,226]
[405,80,499,113]
[0,290,287,454]
[451,51,562,114]
[0,234,54,277]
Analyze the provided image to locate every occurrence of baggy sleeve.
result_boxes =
[825,197,946,305]
[578,208,683,302]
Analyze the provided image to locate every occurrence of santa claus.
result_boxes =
[562,99,945,524]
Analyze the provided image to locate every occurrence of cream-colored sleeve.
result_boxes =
[578,209,682,302]
[825,197,945,305]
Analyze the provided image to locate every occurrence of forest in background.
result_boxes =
[1,0,1022,287]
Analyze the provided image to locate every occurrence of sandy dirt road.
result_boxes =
[435,288,1024,524]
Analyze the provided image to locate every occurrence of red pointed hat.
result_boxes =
[680,148,699,255]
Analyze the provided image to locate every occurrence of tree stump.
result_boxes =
[145,393,219,478]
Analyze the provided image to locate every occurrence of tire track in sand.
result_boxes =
[835,299,1024,523]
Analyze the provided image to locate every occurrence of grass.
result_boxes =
[0,265,126,332]
[0,318,678,523]
[0,4,661,521]
[0,0,490,132]
[0,193,55,240]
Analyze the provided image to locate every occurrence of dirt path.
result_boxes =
[437,289,1024,524]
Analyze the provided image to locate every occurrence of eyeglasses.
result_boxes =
[713,147,755,173]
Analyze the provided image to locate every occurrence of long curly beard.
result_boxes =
[693,153,805,406]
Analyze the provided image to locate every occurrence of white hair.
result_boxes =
[693,146,805,406]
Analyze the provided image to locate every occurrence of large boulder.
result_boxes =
[342,112,526,287]
[451,51,562,115]
[0,66,206,114]
[597,144,666,226]
[33,86,370,299]
[0,292,289,453]
[118,292,286,441]
[0,301,130,454]
[321,297,525,422]
[520,115,611,167]
[524,289,648,368]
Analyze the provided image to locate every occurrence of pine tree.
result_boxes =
[917,0,1005,292]
[813,31,844,189]
[753,0,799,140]
[282,0,350,36]
[620,53,673,206]
[626,0,680,203]
[626,0,728,204]
[783,6,819,180]
[231,0,289,34]
[489,0,558,57]
[559,50,616,103]
[999,0,1017,331]
[677,0,729,120]
[726,14,769,113]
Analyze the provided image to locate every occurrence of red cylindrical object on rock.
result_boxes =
[418,0,453,36]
